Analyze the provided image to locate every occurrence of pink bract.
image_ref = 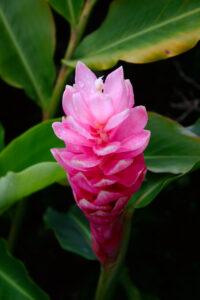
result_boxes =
[51,62,150,265]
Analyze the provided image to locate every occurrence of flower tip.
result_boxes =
[76,61,92,75]
[75,61,96,86]
[76,60,85,69]
[105,66,124,87]
[114,65,124,77]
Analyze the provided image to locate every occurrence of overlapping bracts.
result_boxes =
[52,62,150,265]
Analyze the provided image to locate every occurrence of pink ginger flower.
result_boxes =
[51,62,150,265]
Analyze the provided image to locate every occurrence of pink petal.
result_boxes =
[79,199,109,212]
[113,197,128,212]
[104,109,130,131]
[115,155,146,187]
[69,153,100,170]
[88,210,119,224]
[53,150,100,171]
[125,79,134,108]
[66,143,88,154]
[94,190,122,205]
[101,157,133,175]
[72,92,93,124]
[89,94,114,124]
[93,142,120,156]
[51,148,72,172]
[52,122,92,146]
[62,87,93,124]
[62,85,75,116]
[130,168,147,194]
[129,106,148,132]
[71,172,97,193]
[111,106,148,140]
[93,178,116,187]
[75,61,96,90]
[52,122,65,140]
[104,67,128,112]
[119,130,150,153]
[64,116,93,139]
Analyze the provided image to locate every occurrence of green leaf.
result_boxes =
[66,0,200,69]
[0,162,66,214]
[0,123,4,150]
[128,173,179,210]
[145,113,200,174]
[187,118,200,136]
[0,119,63,176]
[0,119,65,213]
[44,206,96,260]
[0,239,49,300]
[128,112,200,209]
[48,0,83,26]
[0,0,55,108]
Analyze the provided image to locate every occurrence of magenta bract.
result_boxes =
[51,62,150,265]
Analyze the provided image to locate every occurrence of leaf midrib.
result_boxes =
[135,180,164,206]
[87,6,200,55]
[70,214,91,242]
[0,269,34,300]
[67,0,75,24]
[0,6,44,105]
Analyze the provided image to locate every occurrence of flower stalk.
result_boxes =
[46,0,98,119]
[95,210,133,300]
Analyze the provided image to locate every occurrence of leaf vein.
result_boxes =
[0,7,45,105]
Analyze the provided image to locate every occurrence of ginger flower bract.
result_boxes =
[51,62,150,265]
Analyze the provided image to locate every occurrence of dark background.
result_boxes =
[0,1,200,299]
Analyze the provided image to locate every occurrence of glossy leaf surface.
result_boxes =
[0,162,65,214]
[66,0,200,69]
[44,206,96,260]
[0,239,49,299]
[145,113,200,174]
[127,173,179,210]
[0,119,63,176]
[0,119,65,213]
[0,0,55,107]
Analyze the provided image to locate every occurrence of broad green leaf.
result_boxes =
[0,162,66,214]
[44,206,96,260]
[0,119,63,176]
[0,0,55,108]
[0,123,4,150]
[0,119,66,213]
[66,0,200,69]
[145,113,200,174]
[187,118,200,136]
[48,0,83,26]
[0,239,49,300]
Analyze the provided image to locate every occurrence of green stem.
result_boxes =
[7,200,26,253]
[46,0,98,119]
[119,267,141,300]
[95,210,134,300]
